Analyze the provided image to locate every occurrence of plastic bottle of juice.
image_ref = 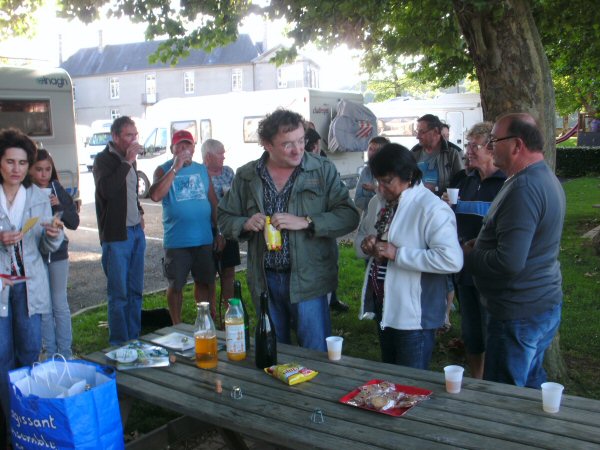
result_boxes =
[225,298,246,360]
[194,302,218,369]
[264,216,282,251]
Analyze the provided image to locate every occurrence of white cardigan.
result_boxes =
[355,183,463,330]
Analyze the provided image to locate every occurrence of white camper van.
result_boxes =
[138,88,369,197]
[0,65,79,200]
[368,93,484,152]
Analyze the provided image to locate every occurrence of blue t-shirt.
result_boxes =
[160,160,213,248]
[417,153,439,191]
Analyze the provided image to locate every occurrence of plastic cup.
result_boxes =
[541,382,564,413]
[444,365,464,393]
[446,188,459,205]
[325,336,343,361]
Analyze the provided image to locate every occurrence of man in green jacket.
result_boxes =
[218,109,359,351]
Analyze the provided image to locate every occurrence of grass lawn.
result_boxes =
[71,176,600,435]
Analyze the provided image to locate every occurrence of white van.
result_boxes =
[368,93,484,152]
[139,88,369,196]
[0,65,79,201]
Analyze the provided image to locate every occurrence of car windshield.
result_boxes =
[89,132,110,146]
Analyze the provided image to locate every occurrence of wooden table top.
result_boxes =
[84,324,600,450]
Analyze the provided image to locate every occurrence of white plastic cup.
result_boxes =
[541,382,564,413]
[325,336,343,361]
[444,365,464,393]
[446,188,459,205]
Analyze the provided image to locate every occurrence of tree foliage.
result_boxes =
[533,0,600,115]
[0,0,44,39]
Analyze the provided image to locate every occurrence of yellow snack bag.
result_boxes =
[264,363,318,385]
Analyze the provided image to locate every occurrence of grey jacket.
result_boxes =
[218,152,360,307]
[0,186,64,317]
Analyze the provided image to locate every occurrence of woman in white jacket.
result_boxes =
[355,144,463,369]
[0,128,64,443]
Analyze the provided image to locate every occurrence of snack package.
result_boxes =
[264,363,318,385]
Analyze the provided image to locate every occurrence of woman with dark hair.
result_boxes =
[30,149,80,358]
[355,143,463,369]
[0,128,64,442]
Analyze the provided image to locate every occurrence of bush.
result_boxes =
[556,147,600,177]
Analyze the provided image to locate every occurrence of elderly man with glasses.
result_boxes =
[462,113,565,388]
[411,114,464,195]
[218,109,360,351]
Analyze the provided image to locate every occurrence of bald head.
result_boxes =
[496,113,544,153]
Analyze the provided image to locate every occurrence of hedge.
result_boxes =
[555,147,600,178]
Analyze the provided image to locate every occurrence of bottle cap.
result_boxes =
[229,298,240,306]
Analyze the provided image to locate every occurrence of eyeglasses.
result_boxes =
[486,135,517,147]
[415,128,433,137]
[466,142,486,151]
[375,176,398,188]
[280,137,308,152]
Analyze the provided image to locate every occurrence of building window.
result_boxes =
[277,69,286,89]
[110,109,120,120]
[110,77,120,99]
[146,73,156,95]
[232,69,242,91]
[184,71,195,94]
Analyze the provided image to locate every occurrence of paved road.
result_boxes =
[68,169,168,313]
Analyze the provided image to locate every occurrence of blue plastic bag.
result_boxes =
[9,359,124,450]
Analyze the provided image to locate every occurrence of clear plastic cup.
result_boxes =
[325,336,343,361]
[541,382,564,413]
[444,365,464,393]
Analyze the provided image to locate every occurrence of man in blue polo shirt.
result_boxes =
[149,130,224,324]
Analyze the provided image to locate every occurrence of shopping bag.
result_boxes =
[9,359,124,450]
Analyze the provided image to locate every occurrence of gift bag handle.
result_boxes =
[31,362,51,388]
[50,353,72,385]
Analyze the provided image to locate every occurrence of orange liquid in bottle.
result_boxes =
[195,334,218,369]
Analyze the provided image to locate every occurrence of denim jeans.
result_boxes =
[0,283,42,427]
[265,270,331,351]
[484,302,562,388]
[101,224,146,345]
[458,284,487,355]
[41,258,73,357]
[377,325,436,369]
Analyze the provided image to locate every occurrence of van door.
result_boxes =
[445,111,465,152]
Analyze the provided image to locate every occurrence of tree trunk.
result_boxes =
[452,0,567,380]
[452,0,557,170]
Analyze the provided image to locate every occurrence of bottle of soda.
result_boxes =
[225,298,246,361]
[233,280,250,352]
[255,291,277,369]
[194,302,218,369]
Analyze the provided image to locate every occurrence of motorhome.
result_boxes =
[367,93,484,152]
[137,88,370,197]
[0,65,79,200]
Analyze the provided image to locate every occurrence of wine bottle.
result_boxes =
[234,280,250,352]
[255,291,277,369]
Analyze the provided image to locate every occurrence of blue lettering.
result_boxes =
[36,76,69,89]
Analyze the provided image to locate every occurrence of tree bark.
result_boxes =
[452,0,557,170]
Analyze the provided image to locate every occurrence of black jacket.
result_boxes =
[41,181,80,262]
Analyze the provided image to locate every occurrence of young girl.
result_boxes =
[29,149,80,358]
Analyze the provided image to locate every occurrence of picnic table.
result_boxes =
[84,323,600,450]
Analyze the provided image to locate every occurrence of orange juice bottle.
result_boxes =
[264,216,282,251]
[194,302,218,369]
[225,299,246,360]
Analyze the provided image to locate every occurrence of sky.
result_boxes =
[0,3,363,91]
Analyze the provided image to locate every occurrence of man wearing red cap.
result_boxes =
[149,130,224,324]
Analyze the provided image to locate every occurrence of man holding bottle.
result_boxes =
[218,109,360,351]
